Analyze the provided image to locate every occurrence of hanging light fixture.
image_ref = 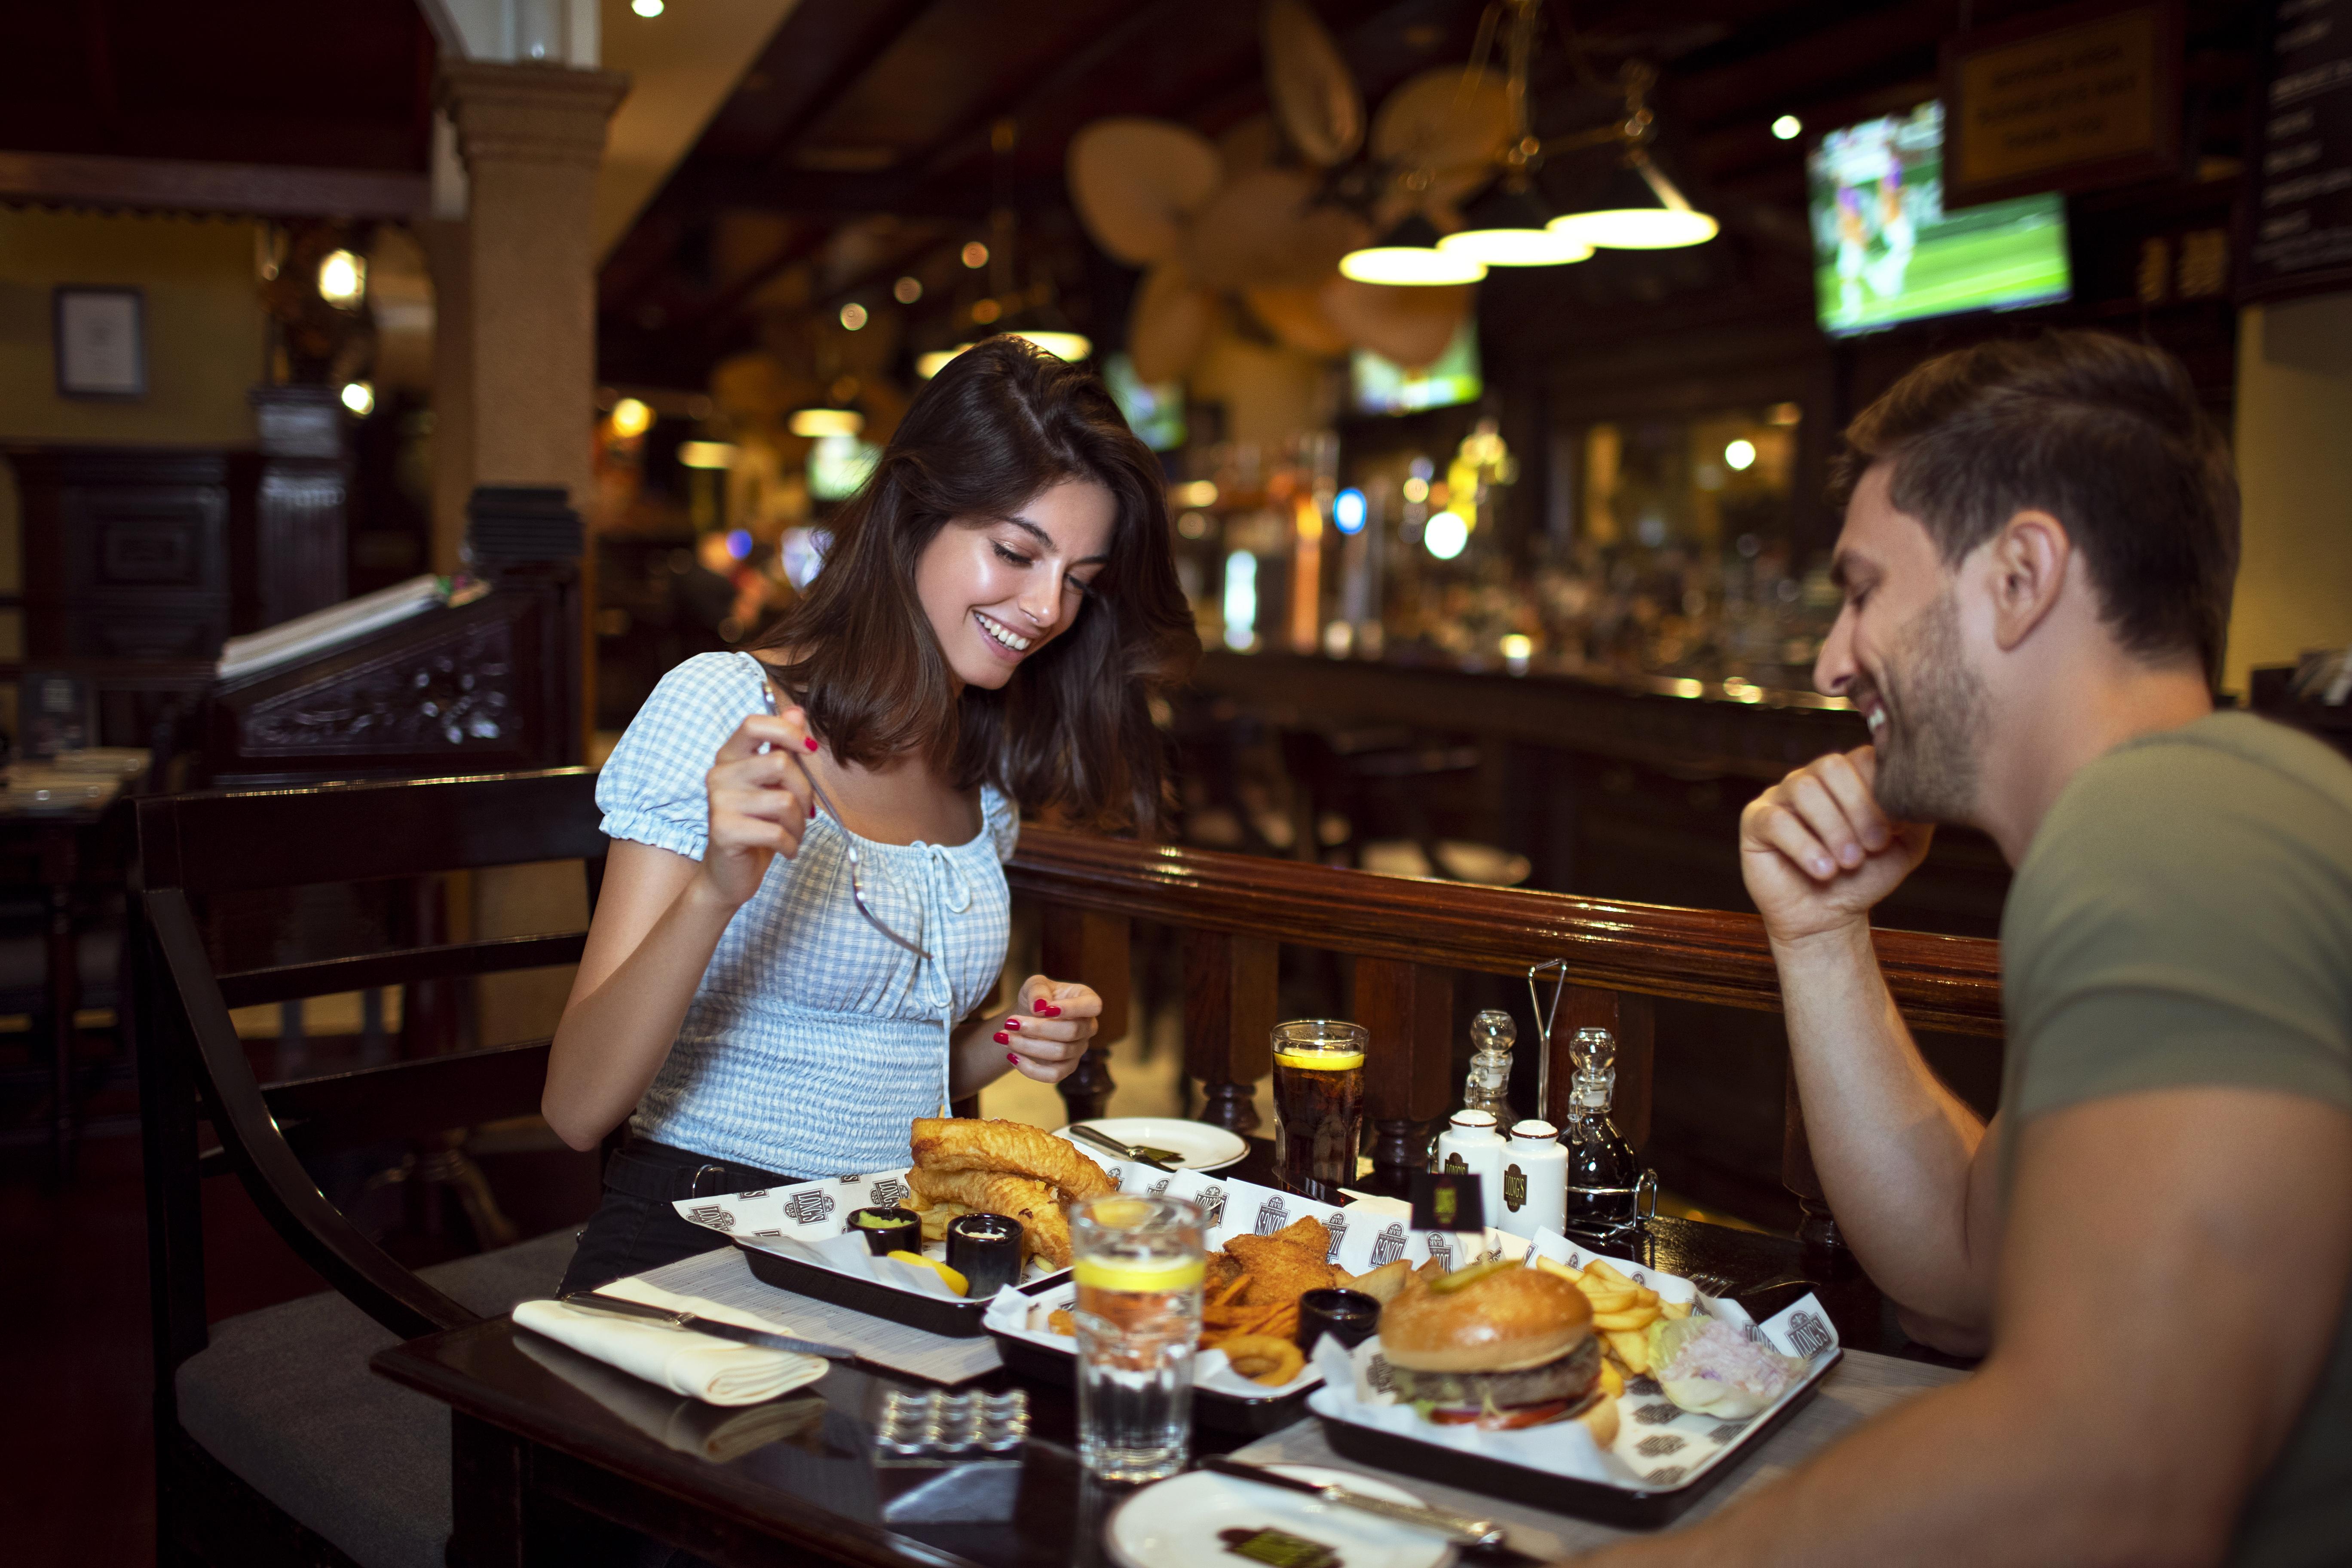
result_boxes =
[1544,63,1718,250]
[1434,0,1591,269]
[1340,212,1487,285]
[789,408,864,438]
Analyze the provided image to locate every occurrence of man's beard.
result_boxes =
[1867,588,1987,825]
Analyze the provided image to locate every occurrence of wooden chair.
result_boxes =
[136,768,605,1568]
[1004,826,2005,1238]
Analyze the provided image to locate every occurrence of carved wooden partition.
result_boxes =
[1005,827,2003,1236]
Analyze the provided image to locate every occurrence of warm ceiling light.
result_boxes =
[839,302,868,331]
[318,249,366,307]
[961,242,989,269]
[609,397,652,438]
[1010,329,1091,362]
[678,441,738,469]
[339,380,374,417]
[631,0,663,15]
[970,298,1002,324]
[1547,153,1718,250]
[1440,183,1592,268]
[789,408,864,438]
[916,347,965,379]
[1340,246,1487,285]
[1724,438,1757,470]
[1771,114,1802,141]
[1437,228,1592,266]
[1341,211,1487,286]
[894,276,923,303]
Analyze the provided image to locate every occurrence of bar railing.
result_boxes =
[1007,826,2003,1243]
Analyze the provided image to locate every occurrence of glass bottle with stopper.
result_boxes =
[1560,1026,1656,1234]
[1461,1008,1517,1127]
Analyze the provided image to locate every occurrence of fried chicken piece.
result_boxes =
[1269,1215,1330,1261]
[910,1117,1117,1200]
[1224,1233,1337,1306]
[906,1166,1073,1267]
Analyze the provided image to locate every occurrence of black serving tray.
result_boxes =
[1315,1348,1838,1528]
[984,1323,1320,1436]
[733,1236,1068,1339]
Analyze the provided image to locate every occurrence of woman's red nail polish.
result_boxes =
[992,1032,1009,1045]
[1004,1018,1021,1032]
[808,803,816,819]
[1006,1052,1021,1065]
[803,736,818,752]
[1037,1004,1061,1017]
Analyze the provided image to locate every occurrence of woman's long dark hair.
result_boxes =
[752,337,1198,834]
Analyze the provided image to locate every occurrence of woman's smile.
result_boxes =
[973,609,1035,659]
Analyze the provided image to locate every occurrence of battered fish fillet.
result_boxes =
[1269,1215,1330,1261]
[906,1166,1074,1267]
[1224,1233,1338,1306]
[910,1117,1116,1200]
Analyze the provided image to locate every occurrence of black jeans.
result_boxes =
[557,1135,805,1294]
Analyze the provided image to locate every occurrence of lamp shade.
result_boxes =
[1340,211,1486,286]
[1439,183,1593,266]
[1546,151,1718,250]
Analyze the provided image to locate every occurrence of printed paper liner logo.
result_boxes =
[1368,1222,1407,1266]
[783,1190,837,1225]
[869,1178,910,1209]
[1423,1233,1454,1270]
[687,1204,736,1231]
[1253,1196,1288,1235]
[1197,1183,1228,1228]
[1323,1213,1348,1262]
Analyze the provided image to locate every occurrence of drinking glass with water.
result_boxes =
[1069,1193,1204,1482]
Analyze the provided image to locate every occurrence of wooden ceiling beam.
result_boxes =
[755,0,951,178]
[0,150,428,220]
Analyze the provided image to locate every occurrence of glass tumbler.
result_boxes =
[1069,1193,1204,1482]
[1271,1019,1368,1196]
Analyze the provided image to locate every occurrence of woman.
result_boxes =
[546,338,1198,1292]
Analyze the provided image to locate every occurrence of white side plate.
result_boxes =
[1056,1117,1248,1172]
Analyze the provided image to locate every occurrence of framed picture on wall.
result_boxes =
[54,286,146,399]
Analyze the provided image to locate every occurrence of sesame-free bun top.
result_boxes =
[1379,1266,1593,1373]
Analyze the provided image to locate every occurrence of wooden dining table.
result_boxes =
[372,1145,1974,1567]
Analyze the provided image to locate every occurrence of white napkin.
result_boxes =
[512,1297,827,1406]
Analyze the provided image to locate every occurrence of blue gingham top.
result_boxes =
[596,652,1017,1177]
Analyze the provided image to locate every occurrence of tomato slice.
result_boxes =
[1428,1398,1573,1430]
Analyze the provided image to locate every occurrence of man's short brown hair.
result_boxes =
[1836,331,2239,680]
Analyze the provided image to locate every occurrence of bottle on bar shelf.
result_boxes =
[1560,1026,1656,1236]
[1461,1008,1517,1129]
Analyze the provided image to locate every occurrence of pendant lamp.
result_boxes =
[1547,148,1718,250]
[1340,211,1488,286]
[1439,180,1594,266]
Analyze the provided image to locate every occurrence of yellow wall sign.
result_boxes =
[1944,0,2180,205]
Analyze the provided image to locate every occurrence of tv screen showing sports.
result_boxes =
[1807,101,2071,337]
[1352,318,1482,414]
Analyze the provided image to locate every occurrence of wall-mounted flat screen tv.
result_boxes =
[1808,101,2071,337]
[1352,318,1481,414]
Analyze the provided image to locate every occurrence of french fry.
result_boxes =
[1636,1287,1660,1307]
[1592,1307,1661,1332]
[1661,1298,1693,1320]
[1534,1256,1584,1284]
[1585,1259,1635,1287]
[1578,1286,1638,1314]
[1605,1328,1651,1373]
[1598,1359,1625,1400]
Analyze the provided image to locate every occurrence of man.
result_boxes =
[1592,332,2352,1566]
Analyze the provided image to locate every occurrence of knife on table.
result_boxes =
[1199,1457,1509,1550]
[1065,1122,1178,1170]
[556,1292,856,1358]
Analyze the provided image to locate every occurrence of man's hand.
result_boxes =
[1741,746,1934,944]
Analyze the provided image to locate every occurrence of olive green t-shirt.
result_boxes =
[1999,711,2352,1568]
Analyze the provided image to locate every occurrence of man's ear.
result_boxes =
[1986,509,2071,653]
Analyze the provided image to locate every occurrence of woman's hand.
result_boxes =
[993,975,1101,1085]
[699,708,818,909]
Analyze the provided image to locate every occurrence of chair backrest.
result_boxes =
[137,768,606,1390]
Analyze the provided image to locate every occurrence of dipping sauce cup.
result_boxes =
[846,1205,919,1256]
[945,1212,1026,1298]
[1295,1287,1381,1358]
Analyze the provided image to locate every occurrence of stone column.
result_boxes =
[437,61,627,518]
[435,61,626,1052]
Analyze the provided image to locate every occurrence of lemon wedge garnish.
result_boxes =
[886,1250,969,1297]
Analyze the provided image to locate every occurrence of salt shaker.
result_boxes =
[1431,1109,1507,1235]
[1497,1118,1568,1240]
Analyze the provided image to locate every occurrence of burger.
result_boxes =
[1378,1262,1619,1445]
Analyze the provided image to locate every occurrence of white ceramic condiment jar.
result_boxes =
[1431,1108,1507,1239]
[1498,1118,1569,1240]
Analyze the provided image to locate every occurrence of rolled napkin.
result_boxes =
[513,1297,827,1406]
